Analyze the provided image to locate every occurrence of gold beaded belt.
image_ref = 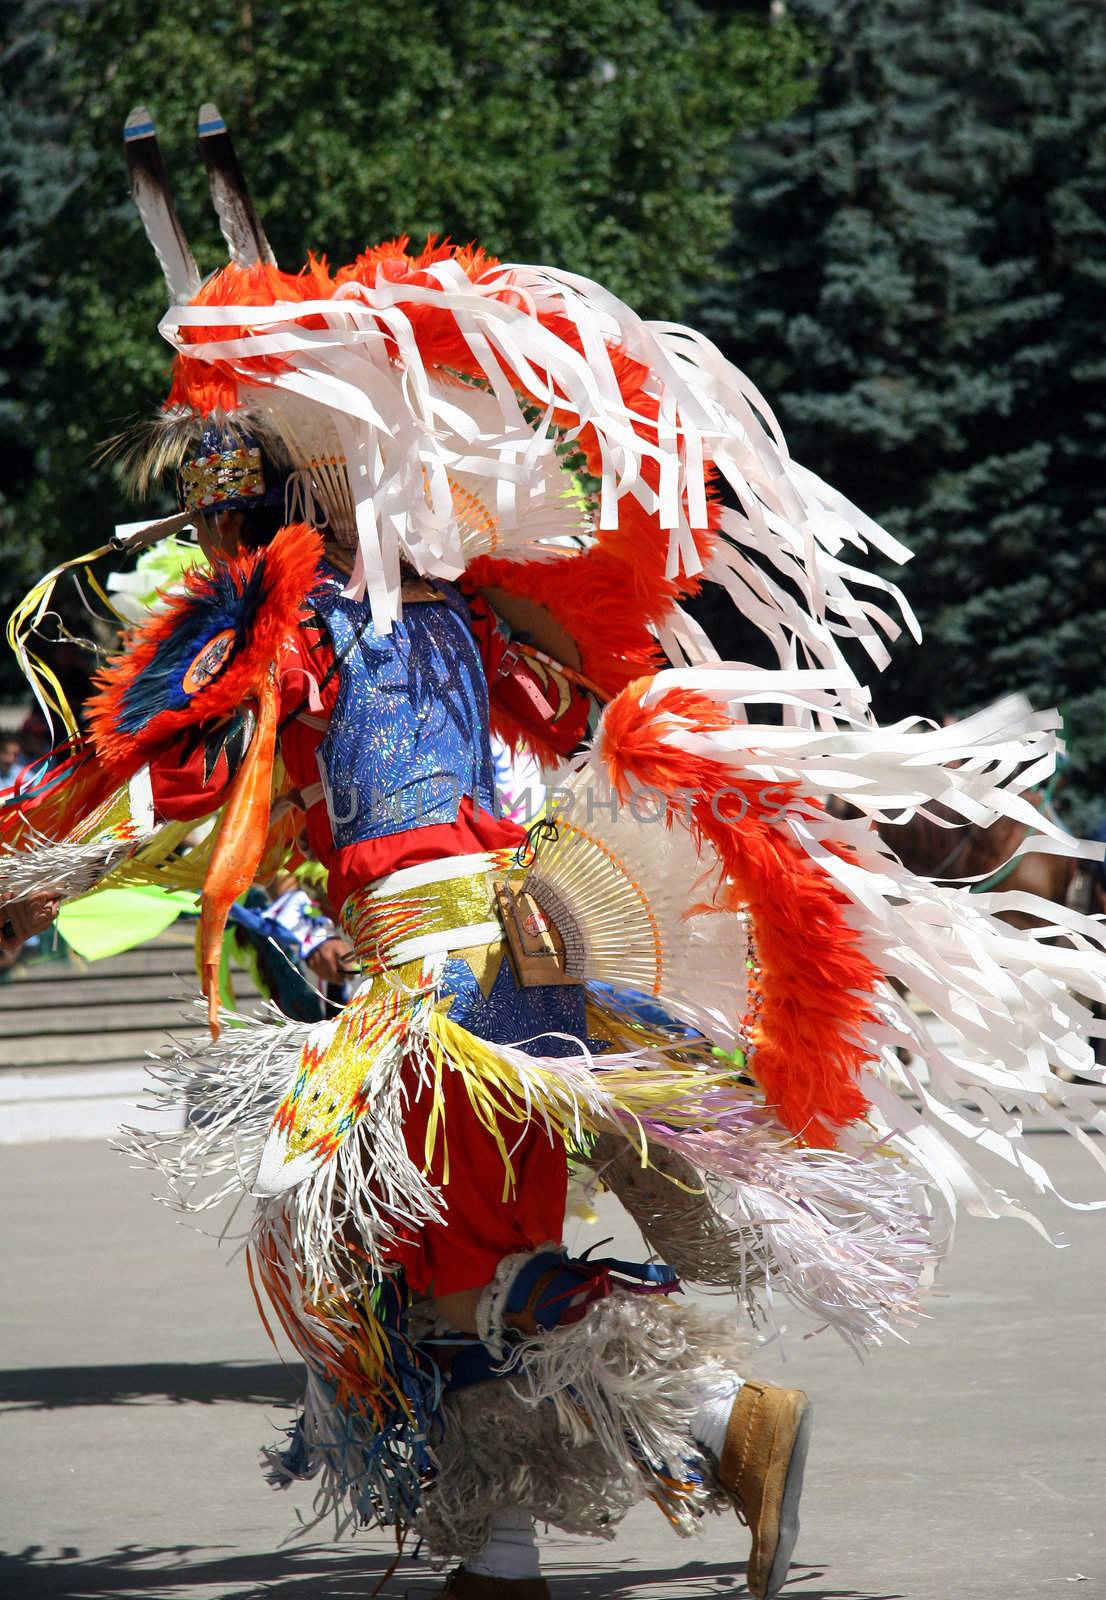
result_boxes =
[340,851,517,977]
[340,849,579,987]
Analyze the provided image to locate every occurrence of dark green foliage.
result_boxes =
[698,0,1106,826]
[0,0,92,599]
[0,0,817,697]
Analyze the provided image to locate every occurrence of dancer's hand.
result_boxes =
[307,936,353,987]
[0,890,61,952]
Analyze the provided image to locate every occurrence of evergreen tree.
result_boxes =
[699,0,1106,826]
[0,0,90,595]
[0,0,819,697]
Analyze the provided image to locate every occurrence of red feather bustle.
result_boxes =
[599,680,878,1148]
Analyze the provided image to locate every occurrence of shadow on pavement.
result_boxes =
[544,1559,904,1598]
[0,1543,403,1599]
[0,1360,303,1412]
[783,1570,905,1600]
[0,1547,906,1600]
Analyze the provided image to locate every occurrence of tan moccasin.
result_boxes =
[719,1380,812,1600]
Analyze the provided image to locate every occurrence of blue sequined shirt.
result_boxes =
[310,570,499,849]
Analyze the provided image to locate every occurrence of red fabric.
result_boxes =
[149,738,243,824]
[327,801,524,915]
[386,1066,568,1296]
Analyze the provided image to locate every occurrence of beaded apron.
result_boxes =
[255,849,589,1193]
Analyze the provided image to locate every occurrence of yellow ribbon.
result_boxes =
[6,542,122,737]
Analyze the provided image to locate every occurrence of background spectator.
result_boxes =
[0,733,25,788]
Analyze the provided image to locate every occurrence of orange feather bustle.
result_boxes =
[335,236,505,370]
[166,239,493,416]
[600,680,878,1148]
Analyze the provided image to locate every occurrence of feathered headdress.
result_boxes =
[111,104,910,710]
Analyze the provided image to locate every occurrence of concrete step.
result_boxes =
[0,926,271,1138]
[11,943,199,981]
[0,972,208,1008]
[0,1064,185,1144]
[2,1000,218,1038]
[6,1027,194,1066]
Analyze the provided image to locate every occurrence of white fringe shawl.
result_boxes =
[0,833,136,908]
[0,773,153,910]
[122,982,936,1350]
[589,1130,933,1354]
[159,257,914,672]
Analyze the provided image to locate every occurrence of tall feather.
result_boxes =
[196,103,276,268]
[123,105,201,304]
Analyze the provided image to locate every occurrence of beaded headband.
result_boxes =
[179,444,266,512]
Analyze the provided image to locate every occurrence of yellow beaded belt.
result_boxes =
[339,850,520,978]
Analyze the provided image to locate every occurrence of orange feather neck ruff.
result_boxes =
[87,524,323,1035]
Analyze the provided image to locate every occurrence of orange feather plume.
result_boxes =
[200,669,280,1038]
[164,256,336,416]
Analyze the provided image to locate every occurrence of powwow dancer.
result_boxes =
[4,107,1106,1598]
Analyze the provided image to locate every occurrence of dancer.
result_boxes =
[3,105,1105,1599]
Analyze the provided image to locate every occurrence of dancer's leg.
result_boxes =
[465,1508,542,1580]
[689,1369,746,1457]
[438,1249,810,1600]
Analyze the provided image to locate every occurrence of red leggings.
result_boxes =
[382,1057,569,1296]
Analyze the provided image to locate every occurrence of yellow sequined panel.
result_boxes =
[340,851,517,974]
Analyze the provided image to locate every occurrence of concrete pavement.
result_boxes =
[1,1136,1104,1599]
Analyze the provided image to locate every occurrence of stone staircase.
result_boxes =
[0,927,262,1143]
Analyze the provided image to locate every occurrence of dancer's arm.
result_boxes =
[466,590,593,757]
